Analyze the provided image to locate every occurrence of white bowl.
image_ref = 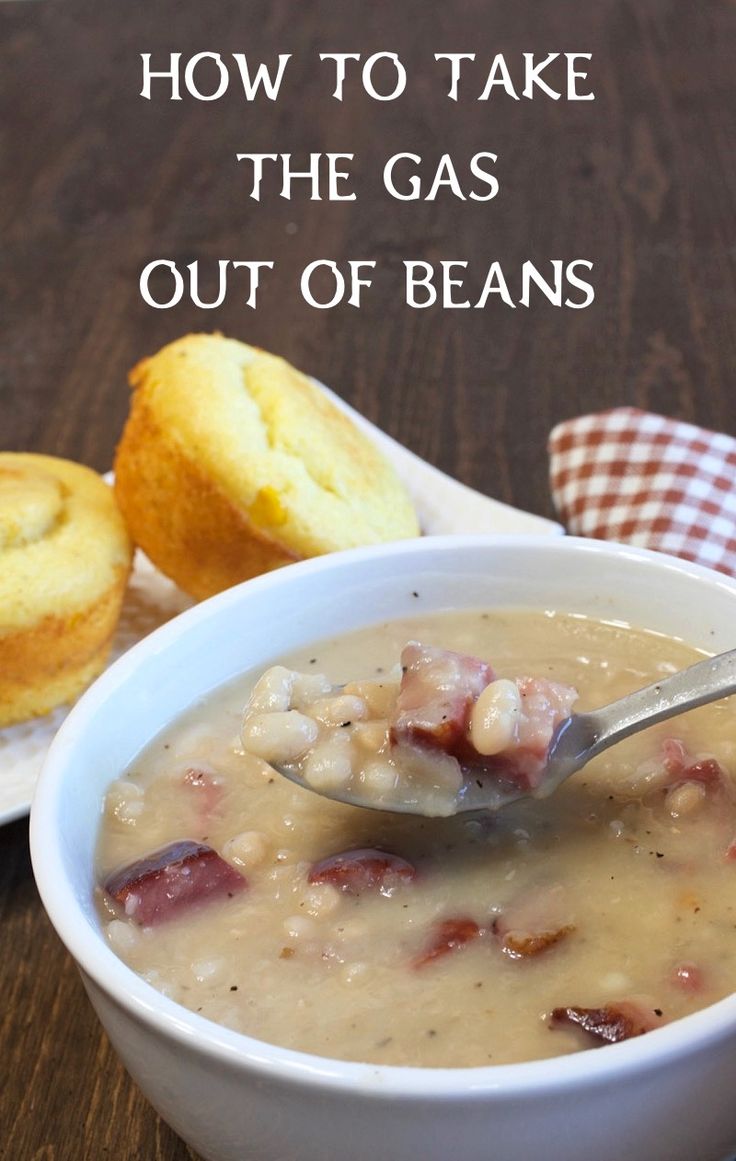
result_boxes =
[31,536,736,1161]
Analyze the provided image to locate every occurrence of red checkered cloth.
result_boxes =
[549,407,736,576]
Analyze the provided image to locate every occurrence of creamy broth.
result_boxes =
[96,610,736,1067]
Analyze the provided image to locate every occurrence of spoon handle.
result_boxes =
[583,645,736,759]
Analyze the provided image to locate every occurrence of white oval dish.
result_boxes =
[30,536,736,1161]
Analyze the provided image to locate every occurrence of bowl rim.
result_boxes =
[30,533,736,1098]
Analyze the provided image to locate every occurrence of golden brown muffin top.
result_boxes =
[0,454,132,633]
[126,334,419,558]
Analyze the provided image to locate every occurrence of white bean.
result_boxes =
[241,710,318,763]
[599,971,632,993]
[192,958,225,982]
[105,780,145,824]
[344,680,399,717]
[361,759,399,797]
[395,743,463,793]
[469,678,522,755]
[302,884,342,916]
[245,666,295,716]
[304,730,353,790]
[352,720,389,753]
[283,915,318,941]
[106,918,140,953]
[223,830,270,870]
[666,781,707,818]
[291,672,333,708]
[309,694,367,726]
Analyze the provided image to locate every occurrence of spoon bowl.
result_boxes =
[270,646,736,816]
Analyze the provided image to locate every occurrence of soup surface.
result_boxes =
[96,610,736,1067]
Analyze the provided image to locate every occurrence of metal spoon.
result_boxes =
[272,647,736,816]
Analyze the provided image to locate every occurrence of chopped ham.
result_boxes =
[104,840,246,926]
[390,642,494,752]
[671,962,705,994]
[632,738,729,800]
[676,758,725,789]
[487,677,578,791]
[493,883,575,959]
[414,917,482,968]
[550,1000,665,1044]
[661,740,726,791]
[308,848,416,895]
[388,642,577,794]
[183,767,224,823]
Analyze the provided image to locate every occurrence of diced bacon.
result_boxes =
[493,883,575,959]
[414,917,482,968]
[308,848,416,895]
[104,840,246,926]
[183,767,224,822]
[550,1000,665,1044]
[501,927,573,958]
[390,642,494,752]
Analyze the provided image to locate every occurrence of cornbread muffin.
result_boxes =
[114,334,419,599]
[0,454,132,727]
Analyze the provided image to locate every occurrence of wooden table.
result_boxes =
[3,1,736,1156]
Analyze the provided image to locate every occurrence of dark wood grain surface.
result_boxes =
[2,1,736,1157]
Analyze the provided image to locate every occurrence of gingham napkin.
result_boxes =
[548,407,736,576]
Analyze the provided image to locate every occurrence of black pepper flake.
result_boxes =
[164,744,170,750]
[412,591,419,598]
[426,1029,437,1037]
[476,779,483,789]
[402,665,407,673]
[340,721,352,728]
[309,658,317,665]
[376,1036,393,1048]
[654,1008,663,1016]
[655,851,664,858]
[227,891,233,898]
[230,985,238,992]
[268,777,274,784]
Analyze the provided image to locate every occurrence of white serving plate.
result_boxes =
[0,389,560,825]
